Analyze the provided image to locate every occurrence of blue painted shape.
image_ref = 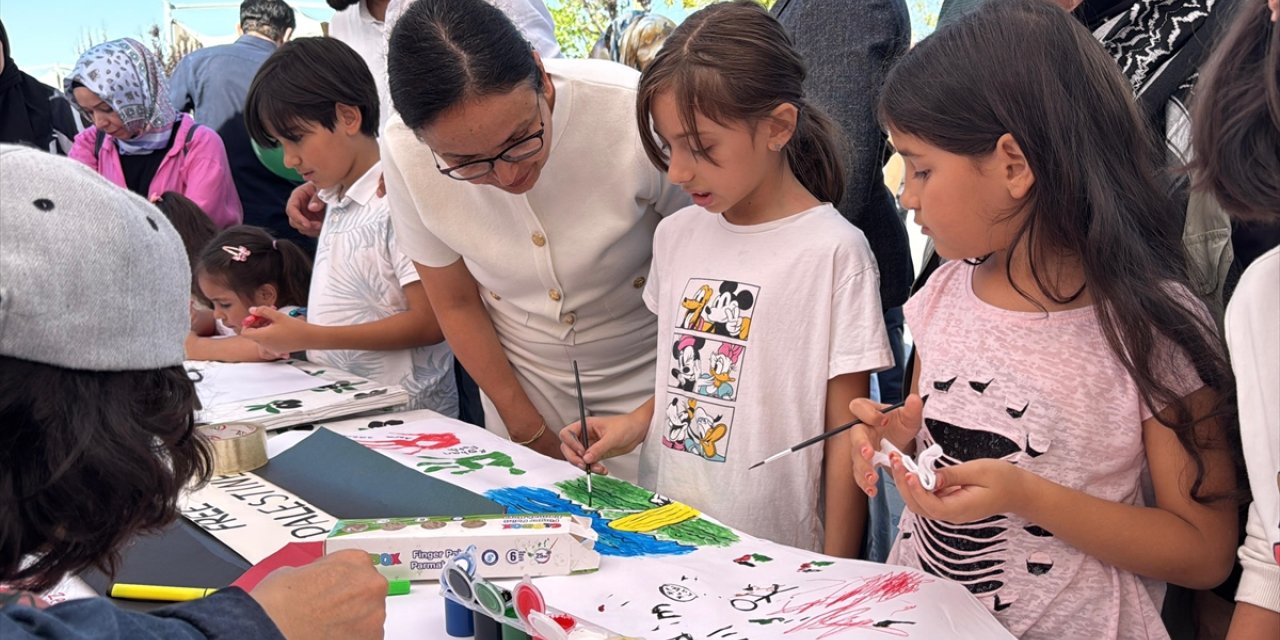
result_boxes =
[484,486,695,557]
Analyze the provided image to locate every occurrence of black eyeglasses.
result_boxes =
[433,98,545,181]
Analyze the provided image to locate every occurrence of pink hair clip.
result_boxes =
[221,245,251,262]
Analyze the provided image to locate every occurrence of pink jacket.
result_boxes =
[69,114,243,228]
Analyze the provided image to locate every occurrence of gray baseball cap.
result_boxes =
[0,144,190,371]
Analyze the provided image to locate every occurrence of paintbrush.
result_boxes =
[748,399,907,470]
[572,360,593,507]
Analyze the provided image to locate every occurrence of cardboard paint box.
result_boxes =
[324,513,600,581]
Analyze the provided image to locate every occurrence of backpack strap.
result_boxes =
[183,120,198,155]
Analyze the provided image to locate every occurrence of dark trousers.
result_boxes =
[453,358,485,428]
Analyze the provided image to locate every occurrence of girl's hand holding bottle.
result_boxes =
[240,306,311,354]
[892,456,1031,525]
[849,393,1033,524]
[847,393,926,498]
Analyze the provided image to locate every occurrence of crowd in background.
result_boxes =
[1,1,1277,639]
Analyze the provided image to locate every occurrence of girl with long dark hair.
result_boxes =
[846,1,1241,637]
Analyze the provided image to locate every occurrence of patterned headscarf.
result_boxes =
[65,38,177,155]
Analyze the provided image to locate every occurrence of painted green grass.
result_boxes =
[555,474,738,547]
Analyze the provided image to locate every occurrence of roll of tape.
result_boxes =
[197,422,268,474]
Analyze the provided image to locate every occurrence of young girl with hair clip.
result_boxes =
[1191,1,1280,636]
[185,225,313,362]
[560,0,892,556]
[844,0,1241,637]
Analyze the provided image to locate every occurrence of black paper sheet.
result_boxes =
[86,426,503,608]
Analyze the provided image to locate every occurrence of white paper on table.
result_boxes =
[535,544,1012,639]
[35,574,98,606]
[191,360,410,430]
[187,361,325,409]
[177,472,337,563]
[319,415,1015,640]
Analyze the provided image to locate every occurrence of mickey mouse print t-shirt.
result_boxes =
[889,260,1207,640]
[637,203,892,552]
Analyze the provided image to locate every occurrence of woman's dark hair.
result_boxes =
[879,0,1237,501]
[153,191,217,298]
[0,357,212,591]
[245,37,380,146]
[387,0,542,131]
[197,225,312,307]
[635,0,845,205]
[1190,0,1280,222]
[326,0,359,9]
[240,0,296,41]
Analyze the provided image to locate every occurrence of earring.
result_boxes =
[770,143,782,152]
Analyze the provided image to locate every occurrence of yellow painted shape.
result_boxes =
[608,502,700,532]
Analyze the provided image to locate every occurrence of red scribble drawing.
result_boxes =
[770,571,929,639]
[355,432,461,455]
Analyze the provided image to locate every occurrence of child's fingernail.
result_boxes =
[865,472,877,484]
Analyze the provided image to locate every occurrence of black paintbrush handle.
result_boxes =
[788,399,907,454]
[572,361,589,449]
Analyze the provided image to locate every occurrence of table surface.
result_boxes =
[51,408,1010,640]
[264,410,1012,640]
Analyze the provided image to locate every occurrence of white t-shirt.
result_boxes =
[310,161,458,417]
[329,1,392,128]
[638,204,892,552]
[1226,246,1280,614]
[382,59,688,476]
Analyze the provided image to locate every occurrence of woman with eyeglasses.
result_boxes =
[64,38,242,229]
[376,0,686,478]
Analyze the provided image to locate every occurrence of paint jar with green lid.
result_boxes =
[501,606,531,640]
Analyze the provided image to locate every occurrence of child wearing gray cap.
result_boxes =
[0,144,385,639]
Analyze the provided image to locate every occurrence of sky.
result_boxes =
[2,1,337,75]
[4,0,943,82]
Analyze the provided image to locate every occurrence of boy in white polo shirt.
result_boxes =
[240,36,457,417]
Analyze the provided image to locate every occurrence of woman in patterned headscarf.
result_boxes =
[65,38,242,228]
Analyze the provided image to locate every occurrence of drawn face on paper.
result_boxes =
[659,583,698,602]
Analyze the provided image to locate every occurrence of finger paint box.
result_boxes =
[324,513,600,581]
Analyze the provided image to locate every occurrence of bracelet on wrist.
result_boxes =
[510,423,547,446]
